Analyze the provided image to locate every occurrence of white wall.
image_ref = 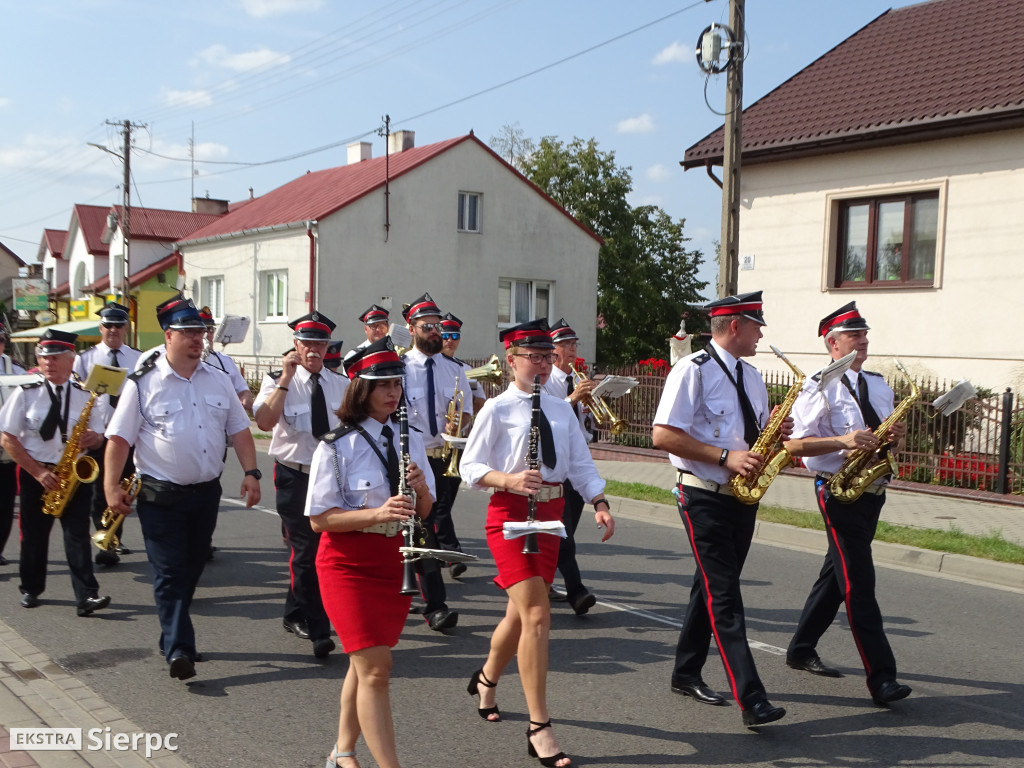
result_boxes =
[105,231,175,289]
[735,128,1024,391]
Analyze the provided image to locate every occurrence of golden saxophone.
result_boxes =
[441,377,465,478]
[828,360,920,503]
[93,474,141,551]
[41,390,100,518]
[729,346,805,504]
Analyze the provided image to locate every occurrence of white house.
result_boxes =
[684,0,1024,391]
[177,131,602,364]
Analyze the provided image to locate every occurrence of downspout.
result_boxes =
[307,220,317,311]
[704,160,723,189]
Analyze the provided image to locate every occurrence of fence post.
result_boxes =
[996,387,1014,495]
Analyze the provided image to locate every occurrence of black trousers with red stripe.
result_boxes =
[673,485,767,710]
[787,478,897,693]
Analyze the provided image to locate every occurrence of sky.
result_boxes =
[0,0,923,295]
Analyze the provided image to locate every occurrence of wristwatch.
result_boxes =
[244,468,263,480]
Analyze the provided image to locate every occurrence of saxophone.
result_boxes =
[730,346,805,505]
[41,389,101,518]
[828,360,920,503]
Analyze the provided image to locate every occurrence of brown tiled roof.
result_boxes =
[71,204,111,256]
[109,206,223,242]
[684,0,1024,168]
[43,229,67,258]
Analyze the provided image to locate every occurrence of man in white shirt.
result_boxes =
[343,303,390,363]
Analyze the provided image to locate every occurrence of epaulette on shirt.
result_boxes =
[811,372,822,383]
[69,380,86,392]
[450,355,466,366]
[128,352,159,382]
[690,352,711,366]
[321,425,357,444]
[268,370,283,381]
[441,353,459,364]
[20,379,43,390]
[863,370,884,379]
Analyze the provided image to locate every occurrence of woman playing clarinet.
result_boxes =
[460,319,614,768]
[305,337,434,768]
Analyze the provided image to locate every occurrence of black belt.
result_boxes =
[140,475,220,495]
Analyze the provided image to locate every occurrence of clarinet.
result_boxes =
[521,374,541,555]
[398,406,420,595]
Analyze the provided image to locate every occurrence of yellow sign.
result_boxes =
[70,301,89,319]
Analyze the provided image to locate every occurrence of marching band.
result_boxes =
[0,288,927,767]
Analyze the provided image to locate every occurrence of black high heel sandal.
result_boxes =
[466,668,501,721]
[526,720,571,767]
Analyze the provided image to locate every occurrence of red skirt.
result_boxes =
[486,491,565,590]
[316,530,411,653]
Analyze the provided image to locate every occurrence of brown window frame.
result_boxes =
[834,191,939,289]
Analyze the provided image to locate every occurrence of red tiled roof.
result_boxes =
[109,206,223,242]
[72,204,111,256]
[684,0,1024,168]
[43,229,67,258]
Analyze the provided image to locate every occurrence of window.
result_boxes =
[498,278,550,326]
[201,276,224,318]
[458,192,481,232]
[261,270,288,319]
[835,191,939,287]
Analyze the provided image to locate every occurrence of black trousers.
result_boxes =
[428,456,463,552]
[673,484,766,711]
[788,478,897,693]
[0,461,17,558]
[136,476,220,663]
[274,462,331,641]
[415,457,450,613]
[17,468,99,604]
[555,480,587,599]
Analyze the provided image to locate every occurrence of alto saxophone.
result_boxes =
[41,389,100,518]
[828,360,919,503]
[93,474,141,551]
[729,347,805,505]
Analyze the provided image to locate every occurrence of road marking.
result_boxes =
[221,497,278,516]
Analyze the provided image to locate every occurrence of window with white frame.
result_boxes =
[458,192,481,232]
[201,275,224,318]
[260,270,288,319]
[498,278,550,326]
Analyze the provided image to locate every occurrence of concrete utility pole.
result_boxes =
[719,0,745,298]
[117,119,132,309]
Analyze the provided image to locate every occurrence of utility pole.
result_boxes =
[719,0,744,298]
[117,120,132,309]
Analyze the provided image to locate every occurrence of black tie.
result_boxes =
[310,373,330,439]
[381,424,400,497]
[109,349,121,407]
[735,362,761,448]
[566,374,580,417]
[538,408,557,469]
[40,384,63,441]
[425,357,438,436]
[857,374,882,430]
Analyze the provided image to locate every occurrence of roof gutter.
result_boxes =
[175,220,308,248]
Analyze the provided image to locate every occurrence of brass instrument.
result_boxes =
[521,375,541,555]
[570,363,627,435]
[41,390,100,518]
[93,474,141,551]
[729,346,805,504]
[441,378,465,478]
[466,354,503,384]
[828,360,920,503]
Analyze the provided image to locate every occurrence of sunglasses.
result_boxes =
[415,322,443,332]
[441,332,461,340]
[100,322,125,329]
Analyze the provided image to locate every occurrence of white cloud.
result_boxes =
[646,164,673,183]
[0,97,10,110]
[239,0,323,18]
[192,44,289,73]
[653,41,690,65]
[616,113,655,134]
[160,88,214,109]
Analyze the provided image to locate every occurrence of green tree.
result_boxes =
[519,135,707,365]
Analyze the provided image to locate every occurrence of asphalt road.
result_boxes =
[2,453,1023,768]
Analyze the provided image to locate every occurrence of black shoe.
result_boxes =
[115,546,132,555]
[426,607,459,631]
[671,678,727,706]
[449,562,468,578]
[20,592,40,609]
[742,700,786,727]
[786,654,843,678]
[207,545,217,561]
[0,554,8,566]
[569,590,597,616]
[526,719,571,768]
[283,618,311,639]
[168,654,196,681]
[548,588,568,603]
[871,679,912,706]
[94,550,120,567]
[467,668,501,722]
[77,595,110,617]
[312,637,336,659]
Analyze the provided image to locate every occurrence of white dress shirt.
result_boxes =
[543,365,591,441]
[402,348,473,451]
[652,339,770,484]
[0,379,105,463]
[73,341,142,382]
[204,350,249,395]
[106,356,251,485]
[460,383,605,502]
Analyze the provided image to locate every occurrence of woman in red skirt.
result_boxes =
[460,319,614,768]
[306,337,434,768]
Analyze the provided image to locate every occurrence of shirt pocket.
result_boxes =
[150,399,185,437]
[703,391,735,425]
[284,402,310,427]
[405,386,428,420]
[830,400,859,436]
[25,401,48,432]
[346,470,388,509]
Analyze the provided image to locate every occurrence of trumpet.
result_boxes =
[466,354,503,384]
[570,364,627,435]
[93,474,141,551]
[441,378,465,478]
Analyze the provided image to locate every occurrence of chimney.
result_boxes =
[347,141,373,165]
[192,197,230,215]
[387,130,415,154]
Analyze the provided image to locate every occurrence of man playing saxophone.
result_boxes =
[781,302,912,706]
[0,329,110,616]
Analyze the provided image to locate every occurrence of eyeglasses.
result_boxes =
[173,327,206,337]
[513,352,557,365]
[100,323,125,330]
[441,332,461,340]
[415,322,442,332]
